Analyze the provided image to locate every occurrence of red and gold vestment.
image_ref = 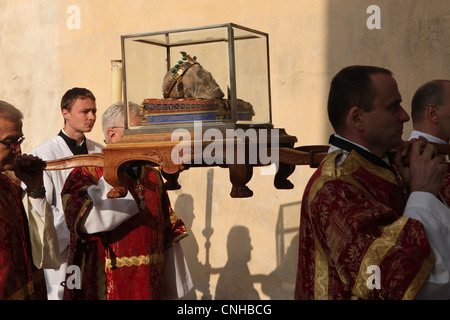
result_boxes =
[295,150,434,300]
[0,172,47,300]
[61,165,187,300]
[439,168,450,206]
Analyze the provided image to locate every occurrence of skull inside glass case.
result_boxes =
[121,23,273,134]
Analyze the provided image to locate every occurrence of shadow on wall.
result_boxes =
[260,202,300,300]
[175,190,300,300]
[175,191,261,300]
[215,225,260,299]
[214,204,300,300]
[175,193,212,300]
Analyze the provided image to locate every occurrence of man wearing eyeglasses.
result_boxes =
[0,136,24,165]
[0,100,60,299]
[26,88,103,300]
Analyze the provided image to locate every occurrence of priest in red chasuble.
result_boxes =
[0,101,60,300]
[61,102,192,300]
[295,66,450,300]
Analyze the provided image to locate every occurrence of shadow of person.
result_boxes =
[215,226,260,300]
[261,233,299,299]
[174,193,209,299]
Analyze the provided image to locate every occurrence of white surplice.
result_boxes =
[407,130,450,299]
[25,134,104,300]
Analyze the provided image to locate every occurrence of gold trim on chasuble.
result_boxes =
[62,167,100,239]
[62,186,93,240]
[351,217,408,299]
[401,252,434,299]
[306,150,417,299]
[105,253,164,269]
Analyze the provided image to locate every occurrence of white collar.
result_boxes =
[410,130,447,144]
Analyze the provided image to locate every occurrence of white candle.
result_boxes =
[111,60,123,104]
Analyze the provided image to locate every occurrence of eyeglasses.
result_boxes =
[0,136,25,149]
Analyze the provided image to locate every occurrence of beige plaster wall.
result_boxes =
[0,0,448,300]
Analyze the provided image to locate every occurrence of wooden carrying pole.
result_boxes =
[43,142,450,171]
[44,153,105,170]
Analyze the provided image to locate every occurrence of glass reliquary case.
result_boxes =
[43,23,310,199]
[120,23,273,134]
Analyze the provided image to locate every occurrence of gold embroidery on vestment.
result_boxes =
[307,151,342,208]
[62,187,92,240]
[347,152,399,186]
[352,216,409,299]
[105,253,164,269]
[313,236,329,300]
[402,252,435,300]
[307,149,409,299]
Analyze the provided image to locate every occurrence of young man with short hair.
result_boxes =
[26,88,103,299]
